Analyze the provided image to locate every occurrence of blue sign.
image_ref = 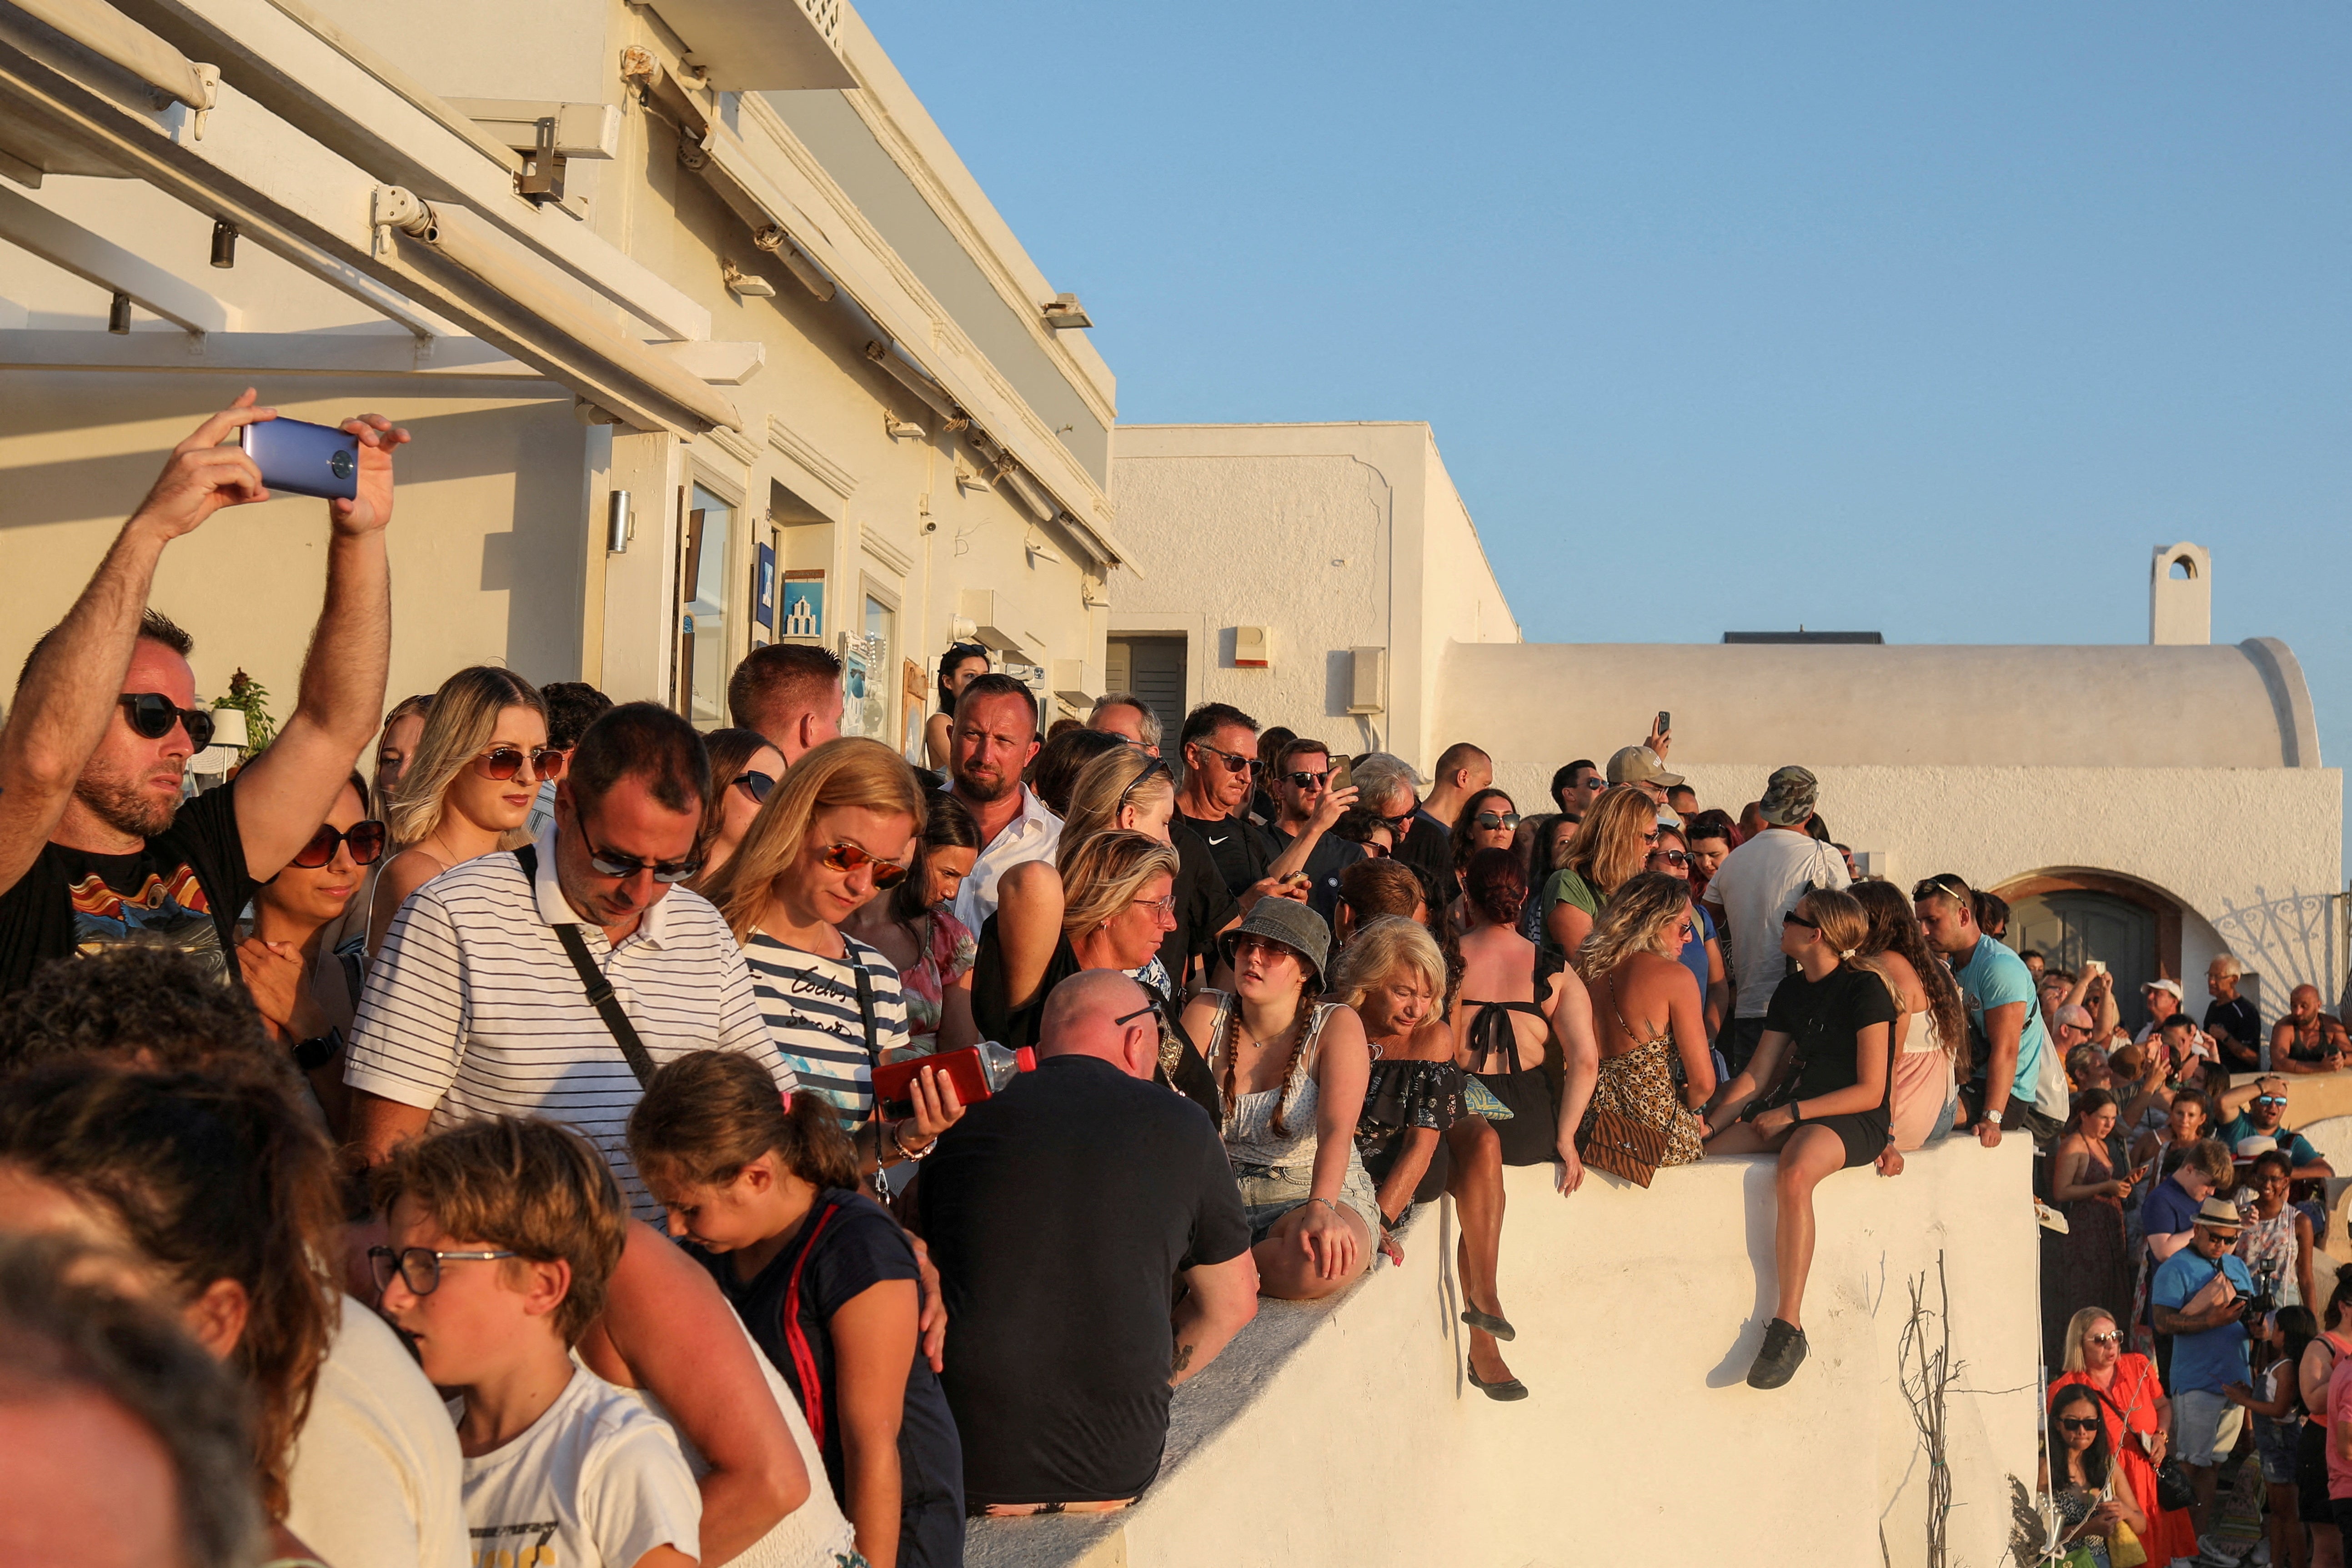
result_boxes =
[755,543,776,631]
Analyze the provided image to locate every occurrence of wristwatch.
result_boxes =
[292,1026,343,1072]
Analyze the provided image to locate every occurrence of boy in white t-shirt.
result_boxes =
[372,1117,703,1568]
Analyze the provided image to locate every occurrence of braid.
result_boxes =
[1218,999,1241,1134]
[1269,981,1316,1138]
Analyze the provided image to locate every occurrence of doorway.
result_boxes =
[2009,891,2161,1033]
[1105,635,1187,746]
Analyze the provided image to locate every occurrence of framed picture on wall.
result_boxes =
[781,569,824,640]
[754,542,776,633]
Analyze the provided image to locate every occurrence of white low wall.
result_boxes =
[967,1139,2041,1568]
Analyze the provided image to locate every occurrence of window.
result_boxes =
[843,591,895,740]
[1105,635,1186,744]
[675,484,732,726]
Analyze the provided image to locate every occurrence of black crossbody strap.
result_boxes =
[517,846,658,1088]
[851,957,879,1062]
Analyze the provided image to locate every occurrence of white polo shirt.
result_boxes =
[345,829,788,1215]
[949,783,1063,936]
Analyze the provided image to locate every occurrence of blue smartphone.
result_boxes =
[239,416,360,502]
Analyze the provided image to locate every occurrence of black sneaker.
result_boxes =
[1746,1318,1808,1389]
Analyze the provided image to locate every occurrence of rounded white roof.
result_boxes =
[1438,637,2319,770]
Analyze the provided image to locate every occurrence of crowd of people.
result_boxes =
[1,398,2344,1568]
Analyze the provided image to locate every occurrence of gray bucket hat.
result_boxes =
[1218,896,1332,987]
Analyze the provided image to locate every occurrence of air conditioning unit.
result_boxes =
[1347,646,1387,716]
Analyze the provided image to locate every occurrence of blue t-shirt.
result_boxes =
[2215,1113,2321,1168]
[1680,903,1716,1007]
[1954,937,2052,1114]
[2151,1248,2255,1393]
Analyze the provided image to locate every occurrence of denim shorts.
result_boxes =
[1233,1147,1381,1244]
[2256,1414,2302,1485]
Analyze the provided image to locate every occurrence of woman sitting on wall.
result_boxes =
[1575,872,1715,1173]
[1852,880,1966,1154]
[1703,887,1900,1390]
[1183,900,1377,1302]
[1453,849,1569,1167]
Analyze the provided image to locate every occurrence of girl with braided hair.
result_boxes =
[1181,898,1378,1301]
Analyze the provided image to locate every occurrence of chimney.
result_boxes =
[2150,542,2211,645]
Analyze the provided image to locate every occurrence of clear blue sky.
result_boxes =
[874,2,2350,852]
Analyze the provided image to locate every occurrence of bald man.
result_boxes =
[918,969,1257,1514]
[2272,984,2350,1075]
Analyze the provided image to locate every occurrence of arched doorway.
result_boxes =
[1996,872,2183,1035]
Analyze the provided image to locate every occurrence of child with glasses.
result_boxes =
[373,1116,702,1568]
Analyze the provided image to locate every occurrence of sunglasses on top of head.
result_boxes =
[289,819,388,869]
[473,745,567,782]
[819,842,908,888]
[117,692,215,750]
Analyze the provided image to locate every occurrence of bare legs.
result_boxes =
[1253,1204,1373,1301]
[1445,1117,1512,1383]
[1704,1119,1849,1329]
[2266,1480,2307,1568]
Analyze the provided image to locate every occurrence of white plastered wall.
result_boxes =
[968,1142,2040,1568]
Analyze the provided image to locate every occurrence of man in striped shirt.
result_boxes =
[345,703,791,1213]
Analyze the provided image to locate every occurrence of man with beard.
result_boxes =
[948,673,1061,934]
[0,392,399,995]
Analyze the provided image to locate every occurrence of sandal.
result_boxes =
[1460,1307,1516,1341]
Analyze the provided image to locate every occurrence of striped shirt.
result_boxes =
[745,931,908,1126]
[344,830,788,1217]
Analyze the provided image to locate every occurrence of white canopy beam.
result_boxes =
[0,182,234,332]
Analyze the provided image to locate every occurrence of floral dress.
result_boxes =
[893,906,976,1054]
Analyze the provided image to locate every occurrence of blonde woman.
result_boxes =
[1703,886,1903,1389]
[371,691,432,818]
[1182,899,1375,1302]
[987,748,1181,1014]
[702,738,925,1132]
[367,667,550,956]
[1575,871,1716,1171]
[1541,785,1659,962]
[1341,915,1530,1396]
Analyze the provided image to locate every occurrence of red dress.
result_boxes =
[2049,1354,2194,1565]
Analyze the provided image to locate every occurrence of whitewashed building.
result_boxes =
[0,0,1123,746]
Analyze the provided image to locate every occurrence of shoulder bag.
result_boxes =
[517,845,658,1087]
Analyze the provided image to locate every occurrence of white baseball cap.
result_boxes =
[2142,979,2184,1000]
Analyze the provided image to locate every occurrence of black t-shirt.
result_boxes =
[1391,813,1454,907]
[1762,962,1901,1105]
[0,779,252,997]
[918,1054,1250,1506]
[693,1190,963,1537]
[2205,997,2262,1059]
[1159,820,1238,985]
[1268,823,1365,928]
[1171,808,1278,900]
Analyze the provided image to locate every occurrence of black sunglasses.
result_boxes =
[1190,741,1263,777]
[1472,811,1520,831]
[586,840,702,884]
[118,692,215,750]
[1651,848,1690,867]
[1116,756,1170,817]
[2057,1416,2101,1434]
[1282,769,1330,788]
[290,819,387,868]
[732,770,775,804]
[1781,910,1819,931]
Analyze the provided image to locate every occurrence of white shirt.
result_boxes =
[457,1367,701,1568]
[344,828,790,1217]
[746,929,910,1124]
[285,1298,469,1568]
[949,783,1063,936]
[603,1309,857,1568]
[1704,827,1851,1017]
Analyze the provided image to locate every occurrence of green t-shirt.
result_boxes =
[1538,868,1601,955]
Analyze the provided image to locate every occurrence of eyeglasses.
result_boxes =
[117,693,215,750]
[732,770,775,804]
[585,840,702,884]
[1129,891,1178,920]
[473,745,567,782]
[1650,849,1690,867]
[1189,742,1263,777]
[2057,1417,2101,1434]
[1781,911,1819,931]
[2084,1330,2122,1347]
[1116,756,1170,817]
[290,819,387,868]
[367,1244,517,1296]
[818,842,908,889]
[1282,770,1331,788]
[1472,811,1520,832]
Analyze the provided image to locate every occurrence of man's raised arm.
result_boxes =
[0,394,273,894]
[231,411,405,880]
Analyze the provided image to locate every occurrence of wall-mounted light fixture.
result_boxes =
[607,490,632,554]
[721,260,774,298]
[1041,292,1092,330]
[209,219,237,268]
[108,291,131,334]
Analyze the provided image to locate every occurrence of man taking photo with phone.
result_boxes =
[0,391,402,996]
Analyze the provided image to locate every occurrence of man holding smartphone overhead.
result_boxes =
[0,390,402,996]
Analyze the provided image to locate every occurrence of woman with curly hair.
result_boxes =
[1574,871,1715,1173]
